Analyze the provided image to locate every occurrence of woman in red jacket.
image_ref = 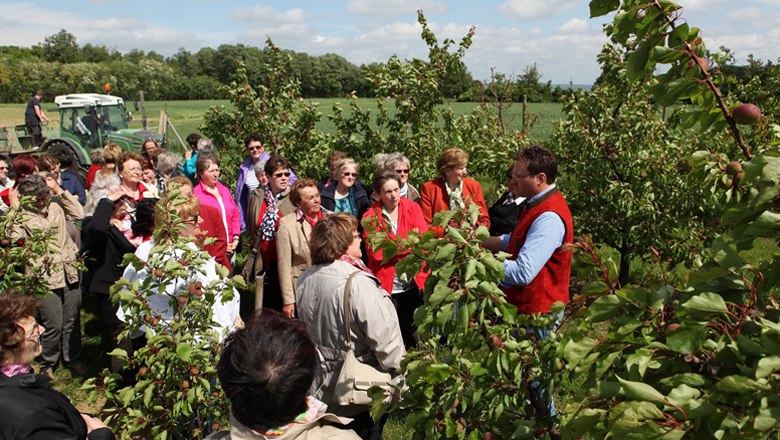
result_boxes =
[363,171,428,349]
[419,147,490,228]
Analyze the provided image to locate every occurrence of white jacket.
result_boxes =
[296,260,405,416]
[118,240,241,342]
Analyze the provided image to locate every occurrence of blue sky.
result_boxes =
[1,0,778,84]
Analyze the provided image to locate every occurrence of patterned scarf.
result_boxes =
[260,184,279,241]
[338,254,372,274]
[446,180,465,210]
[0,363,32,377]
[251,396,329,438]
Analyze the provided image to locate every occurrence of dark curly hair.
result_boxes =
[0,291,38,365]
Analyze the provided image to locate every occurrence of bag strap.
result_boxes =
[342,271,360,348]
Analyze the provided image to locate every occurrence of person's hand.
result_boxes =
[8,187,19,206]
[44,176,63,195]
[81,414,109,433]
[184,150,193,160]
[282,303,295,319]
[108,186,128,202]
[226,239,238,254]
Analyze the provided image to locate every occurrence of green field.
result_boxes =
[0,99,563,151]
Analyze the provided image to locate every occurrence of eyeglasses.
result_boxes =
[511,172,537,180]
[183,215,200,226]
[0,166,8,170]
[247,145,263,151]
[342,172,357,178]
[273,172,291,178]
[395,169,409,174]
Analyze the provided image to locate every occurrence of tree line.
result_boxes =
[0,29,572,104]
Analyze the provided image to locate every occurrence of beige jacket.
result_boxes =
[296,260,405,416]
[276,211,318,306]
[224,413,359,440]
[12,192,83,289]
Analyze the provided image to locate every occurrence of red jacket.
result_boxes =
[502,190,573,314]
[362,198,429,293]
[419,177,490,228]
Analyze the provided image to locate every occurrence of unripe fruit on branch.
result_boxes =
[666,323,680,333]
[731,103,762,125]
[181,380,190,389]
[190,367,200,376]
[484,433,494,440]
[177,296,188,305]
[718,176,733,190]
[138,366,148,377]
[734,172,745,186]
[725,161,742,176]
[153,269,164,278]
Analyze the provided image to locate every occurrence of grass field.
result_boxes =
[0,98,563,151]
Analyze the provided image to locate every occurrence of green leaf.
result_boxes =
[107,348,129,361]
[681,292,728,316]
[589,0,620,17]
[588,295,625,322]
[434,243,457,262]
[665,324,707,354]
[563,337,598,369]
[617,376,667,403]
[429,280,453,307]
[626,43,652,82]
[176,343,193,362]
[716,375,762,392]
[756,356,780,379]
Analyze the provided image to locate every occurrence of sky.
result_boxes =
[1,0,779,85]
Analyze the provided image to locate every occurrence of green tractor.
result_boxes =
[1,93,163,169]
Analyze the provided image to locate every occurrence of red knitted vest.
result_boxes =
[501,190,573,314]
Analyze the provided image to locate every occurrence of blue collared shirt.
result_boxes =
[500,184,565,286]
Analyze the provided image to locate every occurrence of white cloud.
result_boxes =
[346,0,446,17]
[676,0,730,11]
[724,7,761,21]
[355,21,422,43]
[498,0,579,21]
[557,18,588,34]
[231,6,306,25]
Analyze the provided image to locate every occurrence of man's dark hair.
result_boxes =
[48,144,76,168]
[185,133,201,150]
[514,145,558,184]
[218,310,317,431]
[244,134,265,148]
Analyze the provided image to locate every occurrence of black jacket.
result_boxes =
[488,191,524,236]
[0,372,115,440]
[81,198,136,296]
[320,181,370,222]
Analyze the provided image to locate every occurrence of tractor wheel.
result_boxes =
[44,140,89,181]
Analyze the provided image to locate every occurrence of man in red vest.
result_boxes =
[484,145,574,315]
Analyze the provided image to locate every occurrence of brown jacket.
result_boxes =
[224,412,359,440]
[276,211,324,306]
[12,192,83,289]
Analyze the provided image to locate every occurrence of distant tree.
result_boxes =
[513,63,553,102]
[81,43,112,63]
[440,59,473,100]
[42,29,80,64]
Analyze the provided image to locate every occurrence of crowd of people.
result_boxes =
[0,132,573,438]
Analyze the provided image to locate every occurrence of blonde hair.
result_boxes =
[436,148,468,177]
[310,214,357,264]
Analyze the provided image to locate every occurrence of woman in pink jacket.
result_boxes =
[362,170,429,349]
[192,154,241,257]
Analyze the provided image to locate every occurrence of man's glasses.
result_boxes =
[342,172,357,178]
[273,172,291,178]
[247,145,263,151]
[395,169,409,174]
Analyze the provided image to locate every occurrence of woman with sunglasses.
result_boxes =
[235,134,298,232]
[246,156,295,311]
[193,153,241,257]
[320,158,370,222]
[0,291,116,439]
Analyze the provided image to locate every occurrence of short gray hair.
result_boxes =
[253,160,267,176]
[17,175,49,198]
[383,152,411,170]
[84,173,121,216]
[155,151,181,176]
